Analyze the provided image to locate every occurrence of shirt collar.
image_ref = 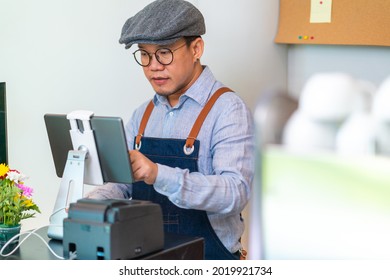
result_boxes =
[182,66,216,106]
[154,66,217,107]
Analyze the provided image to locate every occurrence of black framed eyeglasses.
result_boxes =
[132,43,187,67]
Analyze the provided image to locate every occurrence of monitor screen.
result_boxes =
[258,145,390,260]
[0,82,7,164]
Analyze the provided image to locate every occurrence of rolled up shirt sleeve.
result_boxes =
[153,97,255,215]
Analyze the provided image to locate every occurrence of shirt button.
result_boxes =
[175,199,180,204]
[162,186,167,191]
[169,111,174,116]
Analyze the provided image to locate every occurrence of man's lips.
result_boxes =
[151,77,169,85]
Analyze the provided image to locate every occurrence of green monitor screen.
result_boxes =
[261,146,390,259]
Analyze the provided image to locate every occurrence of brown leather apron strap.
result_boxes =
[135,100,155,148]
[185,87,232,149]
[135,87,232,151]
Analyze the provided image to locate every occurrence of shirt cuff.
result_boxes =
[154,163,181,195]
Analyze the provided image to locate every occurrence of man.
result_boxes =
[88,0,255,260]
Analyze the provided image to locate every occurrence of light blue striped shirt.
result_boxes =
[88,66,255,253]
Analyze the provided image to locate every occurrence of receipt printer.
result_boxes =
[63,198,164,260]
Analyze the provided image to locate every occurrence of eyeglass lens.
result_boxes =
[133,48,173,66]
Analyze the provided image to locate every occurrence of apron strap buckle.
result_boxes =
[183,144,195,155]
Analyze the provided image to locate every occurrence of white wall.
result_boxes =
[287,45,390,97]
[0,0,287,255]
[199,0,287,108]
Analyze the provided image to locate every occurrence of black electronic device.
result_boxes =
[63,198,164,260]
[0,82,7,164]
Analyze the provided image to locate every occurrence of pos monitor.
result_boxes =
[44,110,133,240]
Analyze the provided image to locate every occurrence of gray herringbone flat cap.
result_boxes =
[119,0,205,49]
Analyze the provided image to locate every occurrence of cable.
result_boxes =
[0,225,65,259]
[1,207,69,259]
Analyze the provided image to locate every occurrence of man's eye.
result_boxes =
[158,49,170,56]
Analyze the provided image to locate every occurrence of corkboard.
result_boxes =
[275,0,390,46]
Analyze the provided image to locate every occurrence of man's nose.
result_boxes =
[149,54,164,70]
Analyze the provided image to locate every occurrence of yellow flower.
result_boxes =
[0,164,40,226]
[0,163,9,177]
[13,193,21,203]
[22,198,35,207]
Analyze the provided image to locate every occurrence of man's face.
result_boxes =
[137,38,203,103]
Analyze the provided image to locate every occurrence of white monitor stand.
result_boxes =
[47,110,104,240]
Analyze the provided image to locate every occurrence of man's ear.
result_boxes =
[191,37,204,62]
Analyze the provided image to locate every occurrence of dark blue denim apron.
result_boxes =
[132,87,238,260]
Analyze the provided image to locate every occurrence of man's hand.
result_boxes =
[129,150,158,185]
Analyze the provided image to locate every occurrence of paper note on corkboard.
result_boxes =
[310,0,332,23]
[275,0,390,46]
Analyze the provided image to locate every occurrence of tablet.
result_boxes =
[44,113,133,184]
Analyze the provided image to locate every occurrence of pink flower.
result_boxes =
[17,184,34,197]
